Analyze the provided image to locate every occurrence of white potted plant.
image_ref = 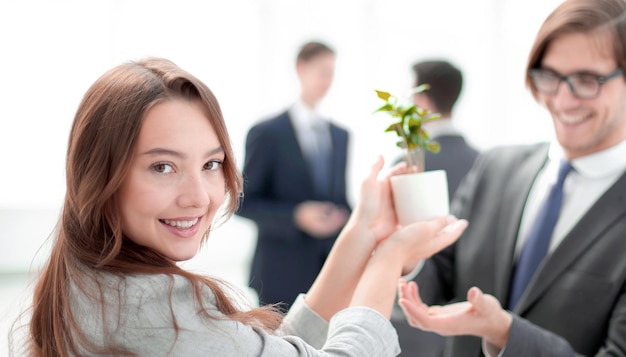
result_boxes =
[374,86,450,225]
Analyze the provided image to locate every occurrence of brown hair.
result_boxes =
[26,58,282,356]
[526,0,626,99]
[296,40,335,63]
[412,60,463,116]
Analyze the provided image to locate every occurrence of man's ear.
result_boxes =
[295,60,306,76]
[413,93,435,112]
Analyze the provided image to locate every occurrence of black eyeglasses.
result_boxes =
[530,68,624,99]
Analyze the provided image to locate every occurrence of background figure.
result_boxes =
[395,60,479,200]
[237,41,350,307]
[398,0,626,356]
[392,60,479,357]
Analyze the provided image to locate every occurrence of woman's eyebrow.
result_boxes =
[140,146,224,158]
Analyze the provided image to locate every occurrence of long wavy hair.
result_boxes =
[25,58,283,356]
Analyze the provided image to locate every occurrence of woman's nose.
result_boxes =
[177,173,210,208]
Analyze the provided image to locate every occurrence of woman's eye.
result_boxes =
[205,160,222,171]
[152,162,174,174]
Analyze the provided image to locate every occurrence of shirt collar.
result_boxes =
[548,138,626,178]
[290,99,327,130]
[423,118,461,138]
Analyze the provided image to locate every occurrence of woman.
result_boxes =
[24,58,467,356]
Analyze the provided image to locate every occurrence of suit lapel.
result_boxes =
[516,170,626,314]
[493,146,549,301]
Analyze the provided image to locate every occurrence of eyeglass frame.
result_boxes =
[529,67,624,99]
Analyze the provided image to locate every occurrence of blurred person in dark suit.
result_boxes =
[395,60,479,200]
[237,41,350,308]
[410,60,479,199]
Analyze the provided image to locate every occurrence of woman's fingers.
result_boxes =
[434,218,468,250]
[398,216,467,260]
[363,155,385,184]
[386,160,408,178]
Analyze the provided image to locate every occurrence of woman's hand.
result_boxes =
[397,280,513,349]
[380,216,467,269]
[350,156,408,244]
[303,156,410,319]
[347,213,466,318]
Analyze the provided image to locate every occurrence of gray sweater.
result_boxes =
[70,273,400,356]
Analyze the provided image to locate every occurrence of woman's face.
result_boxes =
[117,98,226,261]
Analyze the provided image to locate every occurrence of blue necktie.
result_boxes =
[508,160,573,309]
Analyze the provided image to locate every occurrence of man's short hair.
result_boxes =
[413,60,463,114]
[296,41,335,63]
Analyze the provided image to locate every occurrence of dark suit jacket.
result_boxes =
[236,110,350,307]
[425,135,479,199]
[415,143,626,356]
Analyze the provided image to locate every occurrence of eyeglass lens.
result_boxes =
[532,71,600,98]
[532,68,623,99]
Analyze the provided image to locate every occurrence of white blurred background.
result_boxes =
[0,0,563,354]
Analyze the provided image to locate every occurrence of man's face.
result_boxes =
[538,31,626,159]
[297,52,335,105]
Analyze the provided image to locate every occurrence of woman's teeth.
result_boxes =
[162,218,199,229]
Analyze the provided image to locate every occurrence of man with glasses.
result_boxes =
[397,0,626,356]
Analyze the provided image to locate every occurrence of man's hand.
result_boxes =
[294,201,349,238]
[398,280,513,349]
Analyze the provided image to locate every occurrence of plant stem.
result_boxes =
[404,147,425,173]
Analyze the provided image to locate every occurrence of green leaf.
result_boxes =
[407,118,423,127]
[375,90,392,101]
[411,83,431,94]
[424,113,441,121]
[400,104,417,117]
[374,103,393,113]
[384,123,404,135]
[373,89,443,154]
[427,141,441,154]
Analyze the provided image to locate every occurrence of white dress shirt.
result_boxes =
[423,117,463,138]
[289,100,332,162]
[515,138,626,257]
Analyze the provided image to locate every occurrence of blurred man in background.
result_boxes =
[237,41,350,308]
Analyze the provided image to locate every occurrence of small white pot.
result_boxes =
[390,170,450,225]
